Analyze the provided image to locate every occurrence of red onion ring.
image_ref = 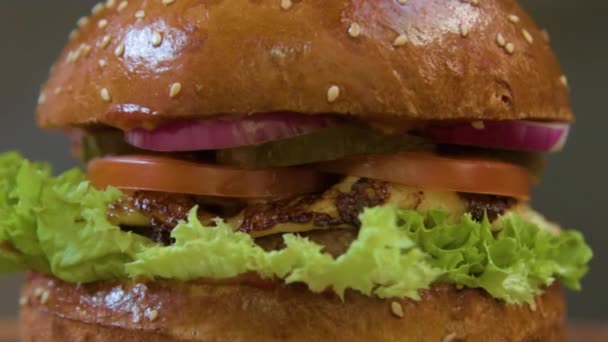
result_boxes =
[421,121,570,152]
[125,113,338,151]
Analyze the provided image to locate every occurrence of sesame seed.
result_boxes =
[77,16,90,28]
[393,34,408,47]
[148,309,160,322]
[117,1,128,12]
[100,35,112,48]
[398,0,409,4]
[522,29,534,44]
[529,301,537,312]
[390,301,404,318]
[19,296,28,306]
[81,44,92,57]
[34,287,44,298]
[471,121,485,130]
[132,315,142,324]
[560,75,568,87]
[98,19,108,29]
[106,0,117,8]
[92,3,105,15]
[152,31,163,47]
[443,333,458,342]
[541,29,550,42]
[114,43,125,57]
[327,85,340,103]
[508,14,520,23]
[505,42,515,54]
[280,0,292,10]
[68,49,80,63]
[66,50,78,62]
[54,87,63,95]
[69,29,79,40]
[40,290,50,305]
[462,0,479,6]
[135,10,146,19]
[98,59,107,67]
[459,24,469,37]
[100,88,112,102]
[170,82,183,98]
[496,33,506,47]
[162,0,176,5]
[348,23,361,38]
[38,92,46,104]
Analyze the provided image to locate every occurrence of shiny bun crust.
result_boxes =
[37,0,572,130]
[20,272,565,341]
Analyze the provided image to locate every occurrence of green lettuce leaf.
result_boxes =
[0,152,153,281]
[396,210,592,303]
[127,206,440,299]
[0,152,593,304]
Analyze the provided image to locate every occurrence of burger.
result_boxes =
[0,0,592,341]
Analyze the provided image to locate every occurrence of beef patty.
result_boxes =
[109,177,518,249]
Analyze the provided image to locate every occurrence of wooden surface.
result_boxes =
[0,319,606,341]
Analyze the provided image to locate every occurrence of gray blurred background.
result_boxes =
[0,0,606,320]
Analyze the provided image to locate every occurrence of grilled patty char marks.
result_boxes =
[121,225,174,246]
[132,192,197,229]
[110,192,202,245]
[460,193,517,222]
[336,178,390,226]
[237,195,342,233]
[109,177,521,246]
[237,178,389,234]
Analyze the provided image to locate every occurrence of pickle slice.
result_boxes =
[216,125,432,167]
[81,130,141,162]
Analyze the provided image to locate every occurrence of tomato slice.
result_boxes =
[315,152,533,200]
[88,155,331,198]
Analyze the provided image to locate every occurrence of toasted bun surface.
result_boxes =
[20,272,565,341]
[37,0,572,130]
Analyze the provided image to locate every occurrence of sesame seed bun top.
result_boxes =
[36,0,572,131]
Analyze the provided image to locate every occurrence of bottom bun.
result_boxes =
[20,272,565,341]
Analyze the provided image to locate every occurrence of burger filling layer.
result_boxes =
[109,177,546,245]
[0,152,590,304]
